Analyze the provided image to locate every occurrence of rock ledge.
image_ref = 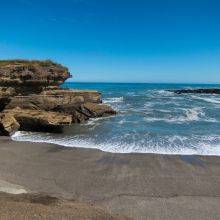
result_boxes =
[0,60,116,135]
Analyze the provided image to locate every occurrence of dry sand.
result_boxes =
[0,192,129,220]
[0,136,220,219]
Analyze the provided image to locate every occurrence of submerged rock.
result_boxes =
[168,88,220,94]
[0,60,116,135]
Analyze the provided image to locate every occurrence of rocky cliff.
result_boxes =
[0,60,116,135]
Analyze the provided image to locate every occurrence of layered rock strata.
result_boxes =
[0,60,116,135]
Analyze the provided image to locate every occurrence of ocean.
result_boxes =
[12,83,220,155]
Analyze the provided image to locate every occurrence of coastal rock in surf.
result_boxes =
[81,103,117,117]
[0,108,72,134]
[168,88,220,94]
[0,60,116,135]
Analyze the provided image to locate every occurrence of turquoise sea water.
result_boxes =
[12,83,220,155]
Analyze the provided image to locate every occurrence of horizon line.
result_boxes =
[65,81,220,85]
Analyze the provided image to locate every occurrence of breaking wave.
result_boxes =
[191,95,220,104]
[12,132,220,156]
[144,107,217,123]
[10,83,220,156]
[103,97,124,103]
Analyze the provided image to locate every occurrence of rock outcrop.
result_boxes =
[168,88,220,94]
[1,108,72,135]
[0,60,116,135]
[0,60,70,87]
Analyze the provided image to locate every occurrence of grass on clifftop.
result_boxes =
[0,59,63,68]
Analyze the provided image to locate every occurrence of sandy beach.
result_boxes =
[0,137,220,219]
[1,0,220,218]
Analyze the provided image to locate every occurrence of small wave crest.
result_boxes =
[155,90,173,96]
[103,97,124,103]
[85,117,104,125]
[144,107,217,123]
[185,107,203,121]
[191,95,220,104]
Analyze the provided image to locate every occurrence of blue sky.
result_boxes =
[0,0,220,83]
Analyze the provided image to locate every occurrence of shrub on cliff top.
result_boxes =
[0,59,64,68]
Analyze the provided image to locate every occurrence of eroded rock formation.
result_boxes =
[0,60,116,135]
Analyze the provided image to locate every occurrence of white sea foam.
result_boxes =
[11,132,220,156]
[144,117,217,123]
[85,117,104,125]
[185,107,203,121]
[156,90,173,96]
[144,117,188,123]
[157,109,171,113]
[126,92,140,97]
[144,107,217,123]
[118,119,126,125]
[103,97,124,103]
[191,95,220,104]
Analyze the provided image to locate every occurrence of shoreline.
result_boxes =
[0,136,220,219]
[11,133,220,156]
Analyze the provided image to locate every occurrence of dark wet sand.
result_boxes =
[0,136,220,219]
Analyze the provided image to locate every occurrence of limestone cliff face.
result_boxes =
[0,60,116,135]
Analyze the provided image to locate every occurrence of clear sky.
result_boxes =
[0,0,220,83]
